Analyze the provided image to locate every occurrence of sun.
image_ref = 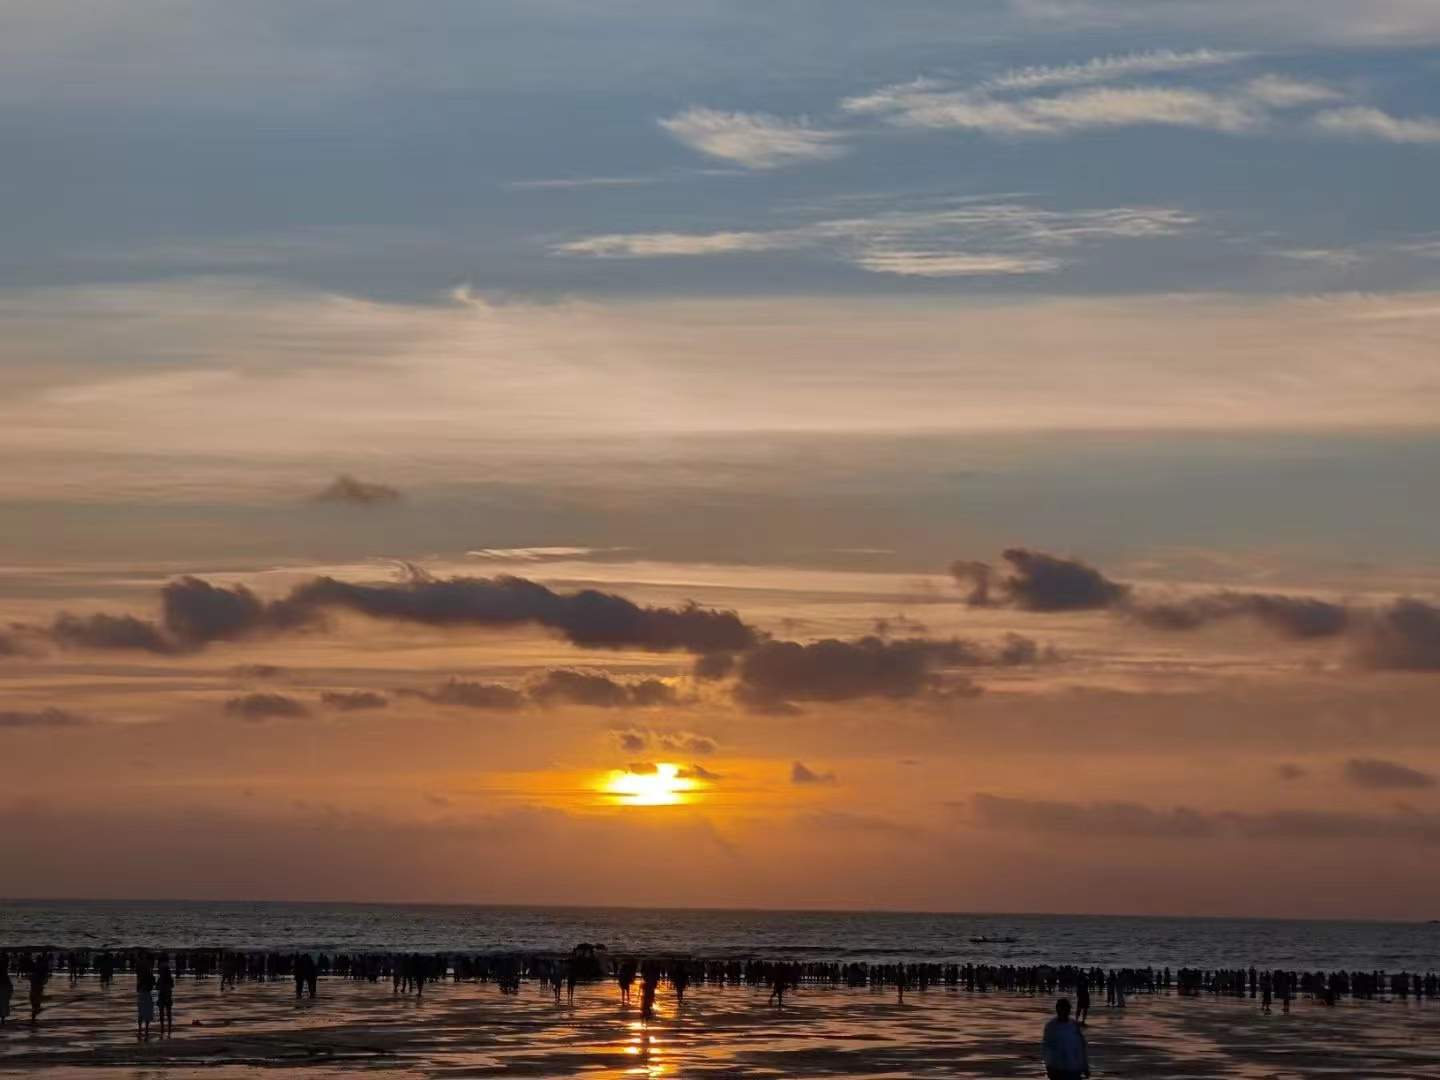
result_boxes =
[602,762,697,807]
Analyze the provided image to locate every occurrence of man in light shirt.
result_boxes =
[1042,997,1090,1080]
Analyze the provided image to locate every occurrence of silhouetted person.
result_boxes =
[0,954,12,1026]
[567,962,578,1004]
[28,955,49,1024]
[157,959,175,1036]
[768,966,791,1007]
[305,954,319,999]
[1075,976,1091,1025]
[1042,998,1089,1080]
[672,962,689,1005]
[618,960,637,1005]
[640,962,660,1022]
[136,957,155,1041]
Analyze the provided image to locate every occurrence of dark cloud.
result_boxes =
[972,793,1217,837]
[873,614,928,636]
[320,690,389,711]
[677,763,721,781]
[163,576,314,648]
[791,761,836,784]
[1130,591,1350,638]
[659,730,717,755]
[1343,757,1435,790]
[49,611,176,654]
[969,793,1440,844]
[612,727,717,754]
[693,651,735,680]
[1275,763,1308,781]
[529,669,676,709]
[1356,599,1440,671]
[0,707,91,729]
[995,548,1131,611]
[287,573,756,654]
[949,560,995,607]
[223,692,309,721]
[736,635,974,708]
[312,474,402,505]
[232,663,287,679]
[402,679,526,710]
[614,728,649,752]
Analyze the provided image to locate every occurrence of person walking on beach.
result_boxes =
[136,956,155,1041]
[1075,975,1091,1025]
[28,954,49,1024]
[0,954,12,1026]
[1042,998,1090,1080]
[157,958,175,1036]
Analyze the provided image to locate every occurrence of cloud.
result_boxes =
[311,473,402,505]
[988,548,1130,611]
[320,690,388,711]
[555,201,1192,278]
[850,250,1062,277]
[50,611,176,654]
[1243,75,1342,109]
[970,792,1440,843]
[693,651,735,681]
[162,576,314,648]
[1343,758,1435,790]
[401,679,526,710]
[528,669,676,708]
[556,230,792,258]
[232,663,287,679]
[1356,599,1440,670]
[1130,590,1350,638]
[658,107,847,169]
[1311,107,1440,144]
[0,707,90,729]
[848,82,1264,136]
[612,727,717,754]
[982,48,1249,92]
[791,761,837,784]
[677,763,721,782]
[222,692,309,721]
[736,635,975,707]
[286,573,756,655]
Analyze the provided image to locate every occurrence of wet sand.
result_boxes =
[2,977,1437,1078]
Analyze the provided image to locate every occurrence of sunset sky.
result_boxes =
[4,1,1440,919]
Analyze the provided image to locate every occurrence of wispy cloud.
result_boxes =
[849,83,1264,136]
[984,48,1248,92]
[554,201,1193,277]
[1311,106,1440,144]
[1243,75,1342,108]
[850,251,1062,277]
[659,107,847,169]
[556,230,795,258]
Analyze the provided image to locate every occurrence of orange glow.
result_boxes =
[602,763,697,806]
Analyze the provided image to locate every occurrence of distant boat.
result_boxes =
[969,935,1018,944]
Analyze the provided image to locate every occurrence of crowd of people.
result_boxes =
[2,945,1436,1043]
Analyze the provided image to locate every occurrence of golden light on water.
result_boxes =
[602,762,697,806]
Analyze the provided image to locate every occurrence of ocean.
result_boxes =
[3,900,1436,972]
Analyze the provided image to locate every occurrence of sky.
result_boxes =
[4,0,1440,919]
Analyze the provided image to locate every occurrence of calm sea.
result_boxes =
[2,901,1437,972]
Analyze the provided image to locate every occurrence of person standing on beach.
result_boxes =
[28,954,49,1024]
[157,958,175,1036]
[0,953,12,1026]
[136,956,155,1041]
[1075,975,1091,1025]
[1042,998,1090,1080]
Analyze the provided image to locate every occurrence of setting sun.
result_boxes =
[602,763,697,807]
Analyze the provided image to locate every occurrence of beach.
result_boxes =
[3,973,1438,1078]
